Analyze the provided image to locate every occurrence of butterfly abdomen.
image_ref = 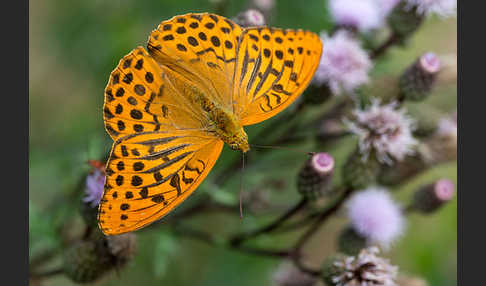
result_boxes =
[192,92,249,152]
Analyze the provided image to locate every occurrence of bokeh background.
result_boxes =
[29,0,457,285]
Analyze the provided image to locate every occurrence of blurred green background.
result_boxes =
[29,0,457,285]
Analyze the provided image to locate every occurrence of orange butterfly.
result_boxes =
[99,13,322,235]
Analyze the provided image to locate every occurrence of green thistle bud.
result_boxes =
[303,84,332,105]
[297,153,335,200]
[388,2,424,41]
[63,229,137,283]
[342,150,380,190]
[410,179,455,213]
[399,52,441,102]
[107,233,137,267]
[378,154,427,186]
[63,240,111,283]
[337,226,367,256]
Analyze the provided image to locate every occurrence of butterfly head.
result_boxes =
[227,128,249,153]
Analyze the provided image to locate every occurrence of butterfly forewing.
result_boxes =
[147,13,243,111]
[234,28,322,125]
[104,46,209,140]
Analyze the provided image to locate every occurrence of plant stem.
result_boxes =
[370,32,400,60]
[29,268,64,279]
[230,198,308,246]
[293,188,353,252]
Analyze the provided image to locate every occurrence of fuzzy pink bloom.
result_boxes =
[83,169,105,207]
[346,99,418,164]
[329,0,383,32]
[405,0,457,17]
[313,30,372,94]
[347,188,405,248]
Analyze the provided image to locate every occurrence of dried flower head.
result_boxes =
[83,168,105,207]
[329,0,383,32]
[273,261,316,286]
[331,247,398,286]
[404,0,457,17]
[437,111,457,140]
[347,188,405,248]
[346,99,418,165]
[313,31,372,95]
[233,9,265,27]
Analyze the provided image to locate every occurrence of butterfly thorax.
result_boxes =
[193,92,249,153]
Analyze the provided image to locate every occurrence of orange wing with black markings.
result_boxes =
[100,44,224,235]
[99,131,223,235]
[99,13,323,235]
[233,27,322,125]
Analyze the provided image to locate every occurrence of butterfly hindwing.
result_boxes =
[234,28,322,126]
[99,130,224,235]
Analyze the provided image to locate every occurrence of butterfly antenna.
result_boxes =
[250,144,315,156]
[239,152,245,220]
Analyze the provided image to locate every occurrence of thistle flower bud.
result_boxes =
[410,179,455,213]
[342,150,381,190]
[233,9,265,27]
[297,153,335,200]
[107,233,137,267]
[322,247,398,286]
[388,1,424,40]
[63,240,111,283]
[338,226,367,256]
[399,52,441,101]
[63,229,137,283]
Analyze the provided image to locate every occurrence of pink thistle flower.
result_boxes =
[346,99,418,165]
[329,0,383,32]
[83,169,105,207]
[313,30,372,95]
[374,0,401,17]
[347,188,405,248]
[405,0,457,17]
